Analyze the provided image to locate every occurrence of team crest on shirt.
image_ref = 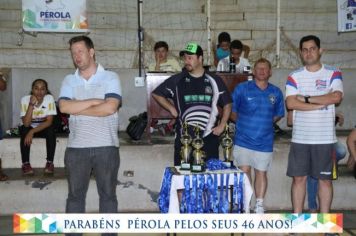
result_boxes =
[269,94,276,105]
[315,79,327,90]
[205,86,212,94]
[185,77,190,82]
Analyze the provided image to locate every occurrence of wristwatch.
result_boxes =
[304,95,310,103]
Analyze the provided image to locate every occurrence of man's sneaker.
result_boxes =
[254,202,265,214]
[44,162,54,175]
[22,163,34,176]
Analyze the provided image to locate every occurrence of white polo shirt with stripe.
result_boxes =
[286,64,343,144]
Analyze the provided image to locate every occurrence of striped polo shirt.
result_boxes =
[58,64,122,148]
[286,64,343,144]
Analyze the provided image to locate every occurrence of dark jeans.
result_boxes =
[19,125,56,164]
[65,146,120,236]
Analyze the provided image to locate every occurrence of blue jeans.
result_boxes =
[307,141,346,210]
[65,146,120,236]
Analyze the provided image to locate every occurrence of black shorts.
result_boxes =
[286,142,336,180]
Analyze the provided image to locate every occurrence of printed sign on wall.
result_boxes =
[338,0,356,32]
[22,0,88,32]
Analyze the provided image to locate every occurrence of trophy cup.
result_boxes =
[180,122,192,170]
[221,124,233,167]
[191,124,206,172]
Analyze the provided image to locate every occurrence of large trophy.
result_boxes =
[191,124,206,172]
[180,122,192,170]
[221,124,233,167]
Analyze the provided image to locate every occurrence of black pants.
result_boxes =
[20,125,56,164]
[174,132,219,166]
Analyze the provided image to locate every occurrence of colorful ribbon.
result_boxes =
[157,167,174,213]
[159,167,244,214]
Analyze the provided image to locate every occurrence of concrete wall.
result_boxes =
[1,0,356,69]
[1,67,355,132]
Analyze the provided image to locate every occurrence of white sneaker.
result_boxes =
[254,203,265,214]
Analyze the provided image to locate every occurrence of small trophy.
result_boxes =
[191,124,206,172]
[221,124,233,167]
[180,122,192,170]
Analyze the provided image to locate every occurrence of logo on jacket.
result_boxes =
[315,79,327,90]
[205,86,212,94]
[269,94,276,105]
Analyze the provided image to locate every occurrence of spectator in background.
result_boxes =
[147,41,181,72]
[213,32,250,67]
[147,41,180,135]
[19,79,57,176]
[214,32,231,67]
[217,39,251,73]
[0,71,8,181]
[347,128,356,178]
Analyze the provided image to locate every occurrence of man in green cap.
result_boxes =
[152,42,232,166]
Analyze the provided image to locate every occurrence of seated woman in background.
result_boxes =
[213,32,250,67]
[147,41,181,72]
[20,79,57,176]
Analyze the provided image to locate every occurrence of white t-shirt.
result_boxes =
[20,94,57,128]
[148,58,181,72]
[286,64,344,144]
[217,56,250,73]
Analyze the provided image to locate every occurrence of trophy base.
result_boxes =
[180,163,191,170]
[223,161,234,168]
[191,164,205,172]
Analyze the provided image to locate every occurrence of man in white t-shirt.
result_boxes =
[217,39,250,73]
[285,35,343,214]
[147,41,181,72]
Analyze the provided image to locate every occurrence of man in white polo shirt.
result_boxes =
[285,35,343,215]
[59,36,121,236]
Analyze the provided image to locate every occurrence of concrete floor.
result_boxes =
[1,131,356,235]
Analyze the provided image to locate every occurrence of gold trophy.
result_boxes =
[221,124,233,167]
[180,122,192,170]
[191,124,206,172]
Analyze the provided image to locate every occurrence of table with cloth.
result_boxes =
[158,160,253,214]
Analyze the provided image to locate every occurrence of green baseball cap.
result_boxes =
[179,42,203,57]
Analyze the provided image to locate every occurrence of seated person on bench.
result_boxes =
[19,79,57,175]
